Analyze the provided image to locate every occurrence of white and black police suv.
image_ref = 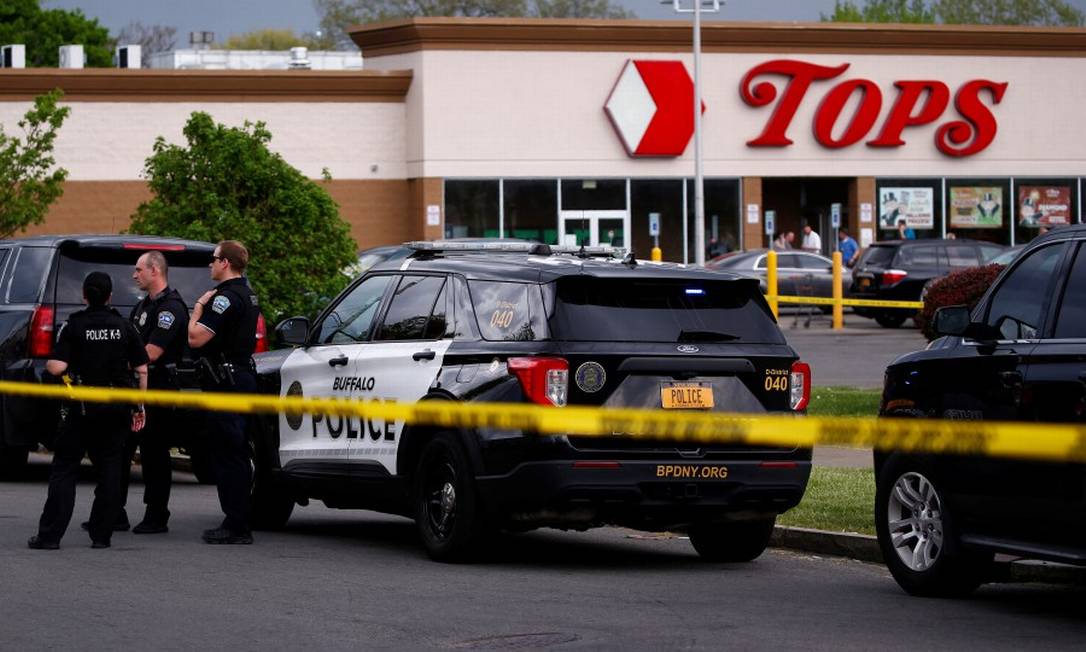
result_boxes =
[250,241,813,562]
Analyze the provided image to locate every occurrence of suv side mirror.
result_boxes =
[933,305,971,336]
[275,316,310,347]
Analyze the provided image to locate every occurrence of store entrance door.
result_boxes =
[559,210,629,248]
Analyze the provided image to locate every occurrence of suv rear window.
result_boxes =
[56,248,215,309]
[469,281,548,341]
[550,277,784,344]
[7,247,52,303]
[860,246,896,267]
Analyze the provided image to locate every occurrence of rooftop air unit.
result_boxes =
[115,44,141,69]
[2,44,26,68]
[58,44,84,69]
[288,46,311,70]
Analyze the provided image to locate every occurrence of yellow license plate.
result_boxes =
[661,383,714,409]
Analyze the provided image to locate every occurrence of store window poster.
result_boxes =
[1018,185,1071,227]
[879,187,934,229]
[950,186,1003,229]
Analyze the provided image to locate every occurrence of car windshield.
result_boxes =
[549,277,784,343]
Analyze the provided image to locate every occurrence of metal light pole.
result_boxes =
[671,0,721,266]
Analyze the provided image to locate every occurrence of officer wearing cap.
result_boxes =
[188,240,260,545]
[28,272,149,550]
[124,250,190,534]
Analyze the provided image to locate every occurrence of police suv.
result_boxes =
[250,242,812,562]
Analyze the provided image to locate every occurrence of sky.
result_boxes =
[43,0,1086,46]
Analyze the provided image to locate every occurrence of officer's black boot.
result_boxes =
[133,508,170,534]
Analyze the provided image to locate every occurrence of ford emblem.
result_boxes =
[677,345,699,354]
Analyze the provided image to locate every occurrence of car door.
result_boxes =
[796,253,834,298]
[1019,240,1086,544]
[277,274,395,473]
[940,241,1070,530]
[350,274,454,476]
[776,253,803,296]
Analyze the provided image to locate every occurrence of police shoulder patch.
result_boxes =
[157,311,175,329]
[211,295,231,314]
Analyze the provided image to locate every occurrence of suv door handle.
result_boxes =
[412,349,436,361]
[1000,371,1023,387]
[328,355,349,367]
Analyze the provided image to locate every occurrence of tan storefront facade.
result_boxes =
[2,18,1085,257]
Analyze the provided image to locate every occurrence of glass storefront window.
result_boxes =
[945,178,1011,245]
[875,178,943,241]
[630,180,683,262]
[685,179,740,263]
[503,180,558,244]
[444,180,499,239]
[560,179,626,210]
[1013,178,1078,246]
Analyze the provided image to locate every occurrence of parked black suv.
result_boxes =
[0,235,267,478]
[250,242,813,562]
[876,224,1086,596]
[850,239,1004,327]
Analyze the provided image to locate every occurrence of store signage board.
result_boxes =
[648,212,661,236]
[605,60,705,157]
[764,210,776,236]
[830,203,841,228]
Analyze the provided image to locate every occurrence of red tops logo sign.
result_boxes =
[740,59,1008,158]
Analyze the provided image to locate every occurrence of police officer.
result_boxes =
[28,272,149,550]
[125,250,189,533]
[188,240,260,545]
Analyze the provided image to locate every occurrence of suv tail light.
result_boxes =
[881,269,908,286]
[28,305,55,358]
[508,357,568,407]
[790,361,811,411]
[254,314,269,353]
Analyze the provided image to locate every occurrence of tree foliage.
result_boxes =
[0,90,70,239]
[128,113,357,323]
[824,0,1085,25]
[916,263,1004,340]
[314,0,634,48]
[219,28,330,51]
[115,22,178,67]
[0,0,112,67]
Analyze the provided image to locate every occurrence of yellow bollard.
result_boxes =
[832,251,843,330]
[766,250,778,319]
[651,246,662,262]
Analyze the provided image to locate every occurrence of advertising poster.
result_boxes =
[1018,185,1072,227]
[879,187,934,229]
[949,186,1003,229]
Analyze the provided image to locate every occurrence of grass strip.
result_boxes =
[807,386,881,417]
[779,467,876,535]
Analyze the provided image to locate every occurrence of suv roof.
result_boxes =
[0,234,215,251]
[867,238,990,248]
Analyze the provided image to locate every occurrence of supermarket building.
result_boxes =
[1,18,1084,261]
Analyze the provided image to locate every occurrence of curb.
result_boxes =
[771,525,1086,585]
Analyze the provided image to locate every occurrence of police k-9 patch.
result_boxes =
[212,295,231,314]
[157,311,175,329]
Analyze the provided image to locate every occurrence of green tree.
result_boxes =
[314,0,634,48]
[0,0,112,67]
[824,0,1084,25]
[220,28,328,51]
[0,90,70,239]
[128,113,357,322]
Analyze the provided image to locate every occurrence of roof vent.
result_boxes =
[289,46,311,70]
[1,44,25,69]
[115,44,141,69]
[58,44,84,69]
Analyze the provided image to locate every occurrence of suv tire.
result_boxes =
[0,445,30,479]
[414,432,491,563]
[875,312,908,328]
[250,426,294,531]
[688,517,776,562]
[875,455,992,597]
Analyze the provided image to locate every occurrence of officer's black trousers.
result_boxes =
[207,372,255,533]
[38,407,129,545]
[120,405,176,522]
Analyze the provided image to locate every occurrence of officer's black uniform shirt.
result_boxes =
[54,306,149,388]
[130,287,189,388]
[195,277,259,365]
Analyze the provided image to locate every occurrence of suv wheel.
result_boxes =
[0,445,30,479]
[875,312,907,328]
[875,457,991,597]
[414,433,490,562]
[249,427,294,531]
[688,517,776,562]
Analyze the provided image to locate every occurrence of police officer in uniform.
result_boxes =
[125,250,189,533]
[28,272,149,550]
[188,240,260,544]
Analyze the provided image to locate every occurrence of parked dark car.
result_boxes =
[0,235,268,478]
[875,224,1086,597]
[706,249,847,309]
[850,239,1005,328]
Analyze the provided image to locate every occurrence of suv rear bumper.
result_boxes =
[475,457,811,530]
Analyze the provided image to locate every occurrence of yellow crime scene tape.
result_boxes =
[1,380,1084,464]
[774,295,925,309]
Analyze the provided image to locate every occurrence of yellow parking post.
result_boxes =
[651,246,662,262]
[832,251,843,330]
[766,250,778,318]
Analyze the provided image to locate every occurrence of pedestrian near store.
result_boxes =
[28,272,149,550]
[124,250,190,534]
[773,231,794,251]
[188,241,260,545]
[837,228,859,268]
[802,224,822,253]
[896,219,916,240]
